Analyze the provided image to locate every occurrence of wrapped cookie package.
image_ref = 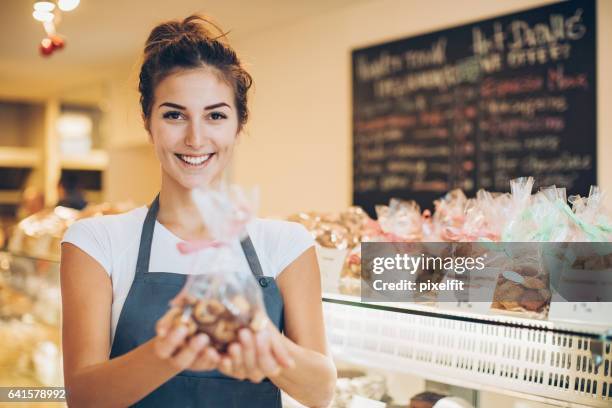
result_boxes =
[288,177,610,313]
[174,185,267,352]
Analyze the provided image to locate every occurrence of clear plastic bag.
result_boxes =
[375,198,423,241]
[432,189,468,241]
[569,186,612,242]
[173,185,267,352]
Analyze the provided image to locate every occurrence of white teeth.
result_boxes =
[178,154,212,165]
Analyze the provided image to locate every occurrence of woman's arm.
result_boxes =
[268,246,337,407]
[61,243,214,407]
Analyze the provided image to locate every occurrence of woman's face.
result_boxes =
[148,67,239,190]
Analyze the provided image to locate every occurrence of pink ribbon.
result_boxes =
[176,240,225,254]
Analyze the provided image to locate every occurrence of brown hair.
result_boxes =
[139,15,252,131]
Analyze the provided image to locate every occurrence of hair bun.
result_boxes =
[144,15,228,55]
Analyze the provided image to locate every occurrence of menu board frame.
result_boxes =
[352,0,597,216]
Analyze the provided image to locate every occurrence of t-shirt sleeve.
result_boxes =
[275,221,315,275]
[61,219,112,277]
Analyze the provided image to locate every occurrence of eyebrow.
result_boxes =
[158,102,231,110]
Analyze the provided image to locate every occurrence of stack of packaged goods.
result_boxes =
[8,202,134,262]
[288,177,612,317]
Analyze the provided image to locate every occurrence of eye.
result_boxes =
[209,111,227,120]
[162,110,185,120]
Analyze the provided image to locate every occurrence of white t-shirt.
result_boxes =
[61,206,314,343]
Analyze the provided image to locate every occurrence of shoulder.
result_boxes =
[61,207,147,276]
[63,206,147,242]
[248,218,312,238]
[247,218,315,277]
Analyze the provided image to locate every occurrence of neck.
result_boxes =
[156,172,209,240]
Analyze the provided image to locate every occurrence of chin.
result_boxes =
[179,177,215,191]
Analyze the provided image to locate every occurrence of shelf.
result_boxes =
[323,295,612,407]
[60,149,108,171]
[322,293,612,340]
[0,147,40,168]
[83,189,103,204]
[0,190,21,205]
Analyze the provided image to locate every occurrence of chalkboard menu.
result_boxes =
[352,0,596,216]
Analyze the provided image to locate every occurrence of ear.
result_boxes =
[143,115,153,143]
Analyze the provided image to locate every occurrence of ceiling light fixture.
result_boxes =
[57,0,80,12]
[32,10,55,22]
[32,1,80,57]
[33,1,55,12]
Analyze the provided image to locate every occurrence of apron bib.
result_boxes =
[109,195,284,407]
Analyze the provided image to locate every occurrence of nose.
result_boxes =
[184,118,207,149]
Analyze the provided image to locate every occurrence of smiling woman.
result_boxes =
[59,14,336,408]
[151,68,238,189]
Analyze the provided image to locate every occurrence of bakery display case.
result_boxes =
[0,251,63,390]
[322,293,611,407]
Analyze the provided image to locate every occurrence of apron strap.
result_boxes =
[136,193,265,278]
[240,235,264,277]
[135,194,160,276]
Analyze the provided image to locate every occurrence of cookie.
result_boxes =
[494,280,524,302]
[193,299,224,324]
[522,277,546,290]
[172,313,198,336]
[186,295,265,353]
[519,289,547,312]
[516,264,540,277]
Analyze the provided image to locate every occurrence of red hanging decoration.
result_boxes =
[33,1,78,57]
[39,38,54,57]
[50,35,65,49]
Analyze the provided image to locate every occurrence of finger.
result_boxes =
[205,347,221,366]
[156,307,182,337]
[239,330,264,382]
[189,336,219,371]
[218,356,233,376]
[239,329,258,374]
[155,325,188,359]
[170,333,208,370]
[255,330,280,377]
[270,332,294,369]
[228,343,246,380]
[190,341,220,372]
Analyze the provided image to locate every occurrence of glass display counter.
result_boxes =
[0,251,64,407]
[322,292,612,407]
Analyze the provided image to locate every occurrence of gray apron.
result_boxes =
[109,195,284,407]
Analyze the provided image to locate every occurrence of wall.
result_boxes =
[105,144,161,206]
[232,0,611,217]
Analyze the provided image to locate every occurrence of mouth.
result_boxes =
[174,153,215,168]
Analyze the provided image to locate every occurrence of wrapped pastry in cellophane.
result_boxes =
[375,199,445,301]
[500,177,535,242]
[491,252,551,318]
[288,207,375,296]
[432,189,468,241]
[569,186,612,270]
[172,185,267,352]
[491,179,573,318]
[544,186,612,302]
[568,186,612,243]
[375,198,423,242]
[462,189,512,242]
